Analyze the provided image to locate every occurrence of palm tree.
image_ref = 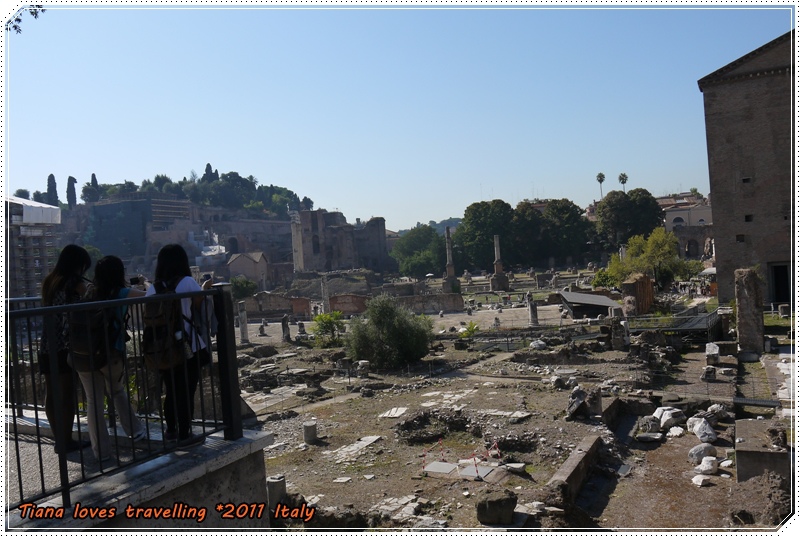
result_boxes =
[596,172,605,199]
[618,172,628,193]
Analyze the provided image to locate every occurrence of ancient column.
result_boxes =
[445,227,455,279]
[493,235,503,274]
[735,268,764,356]
[489,235,509,292]
[238,301,249,344]
[527,291,539,327]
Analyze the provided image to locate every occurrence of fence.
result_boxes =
[4,284,241,512]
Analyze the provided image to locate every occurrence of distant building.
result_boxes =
[6,196,61,298]
[291,209,392,273]
[227,251,293,291]
[662,201,714,261]
[663,203,712,233]
[698,31,793,305]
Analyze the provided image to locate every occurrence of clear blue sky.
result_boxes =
[2,3,794,231]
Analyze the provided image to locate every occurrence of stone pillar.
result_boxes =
[445,227,455,279]
[527,293,539,327]
[489,235,509,292]
[735,268,764,355]
[266,474,287,512]
[493,235,503,274]
[303,421,318,445]
[238,301,249,344]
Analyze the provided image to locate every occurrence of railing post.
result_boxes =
[42,312,72,508]
[213,283,242,440]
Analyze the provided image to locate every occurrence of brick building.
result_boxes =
[5,196,61,298]
[697,31,793,305]
[291,209,393,273]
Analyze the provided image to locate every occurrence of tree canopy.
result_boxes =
[597,228,703,290]
[595,188,663,248]
[453,199,514,271]
[389,224,445,279]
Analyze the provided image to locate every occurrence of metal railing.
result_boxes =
[4,284,241,512]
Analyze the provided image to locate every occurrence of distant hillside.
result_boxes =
[398,217,461,236]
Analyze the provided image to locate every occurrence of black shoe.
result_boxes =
[176,434,205,448]
[54,439,90,454]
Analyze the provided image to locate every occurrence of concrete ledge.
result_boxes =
[7,430,273,530]
[545,434,602,504]
[735,419,791,483]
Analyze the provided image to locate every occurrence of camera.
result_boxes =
[130,277,142,285]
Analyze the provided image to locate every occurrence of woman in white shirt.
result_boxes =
[145,244,212,447]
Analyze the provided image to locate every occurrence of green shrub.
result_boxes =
[345,294,433,370]
[311,311,345,347]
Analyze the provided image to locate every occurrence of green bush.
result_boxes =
[312,311,345,347]
[345,294,433,370]
[230,275,258,300]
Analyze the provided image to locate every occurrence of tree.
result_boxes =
[596,172,605,199]
[91,173,99,189]
[389,224,445,279]
[66,176,77,209]
[541,198,591,263]
[595,188,662,249]
[595,190,630,248]
[301,196,314,210]
[312,311,346,347]
[13,189,30,199]
[81,183,101,203]
[618,172,628,193]
[626,188,664,238]
[453,199,514,271]
[45,174,59,207]
[32,191,45,203]
[345,294,433,370]
[6,5,45,33]
[153,174,172,192]
[230,275,258,300]
[600,228,701,290]
[509,201,545,267]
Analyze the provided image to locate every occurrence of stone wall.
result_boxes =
[621,273,654,316]
[395,293,464,315]
[329,294,370,315]
[545,435,602,504]
[699,32,792,304]
[735,419,791,483]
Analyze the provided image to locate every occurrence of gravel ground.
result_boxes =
[233,311,792,531]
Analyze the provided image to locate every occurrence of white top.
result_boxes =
[145,276,206,352]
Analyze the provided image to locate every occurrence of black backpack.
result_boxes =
[142,279,191,370]
[68,288,126,371]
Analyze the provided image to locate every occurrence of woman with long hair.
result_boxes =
[76,256,147,461]
[40,244,92,454]
[145,244,212,447]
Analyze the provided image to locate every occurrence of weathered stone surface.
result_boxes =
[735,269,764,354]
[705,342,720,365]
[692,474,711,487]
[692,418,718,443]
[688,443,717,464]
[638,415,661,433]
[636,432,664,442]
[694,456,719,475]
[475,489,517,525]
[658,408,686,430]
